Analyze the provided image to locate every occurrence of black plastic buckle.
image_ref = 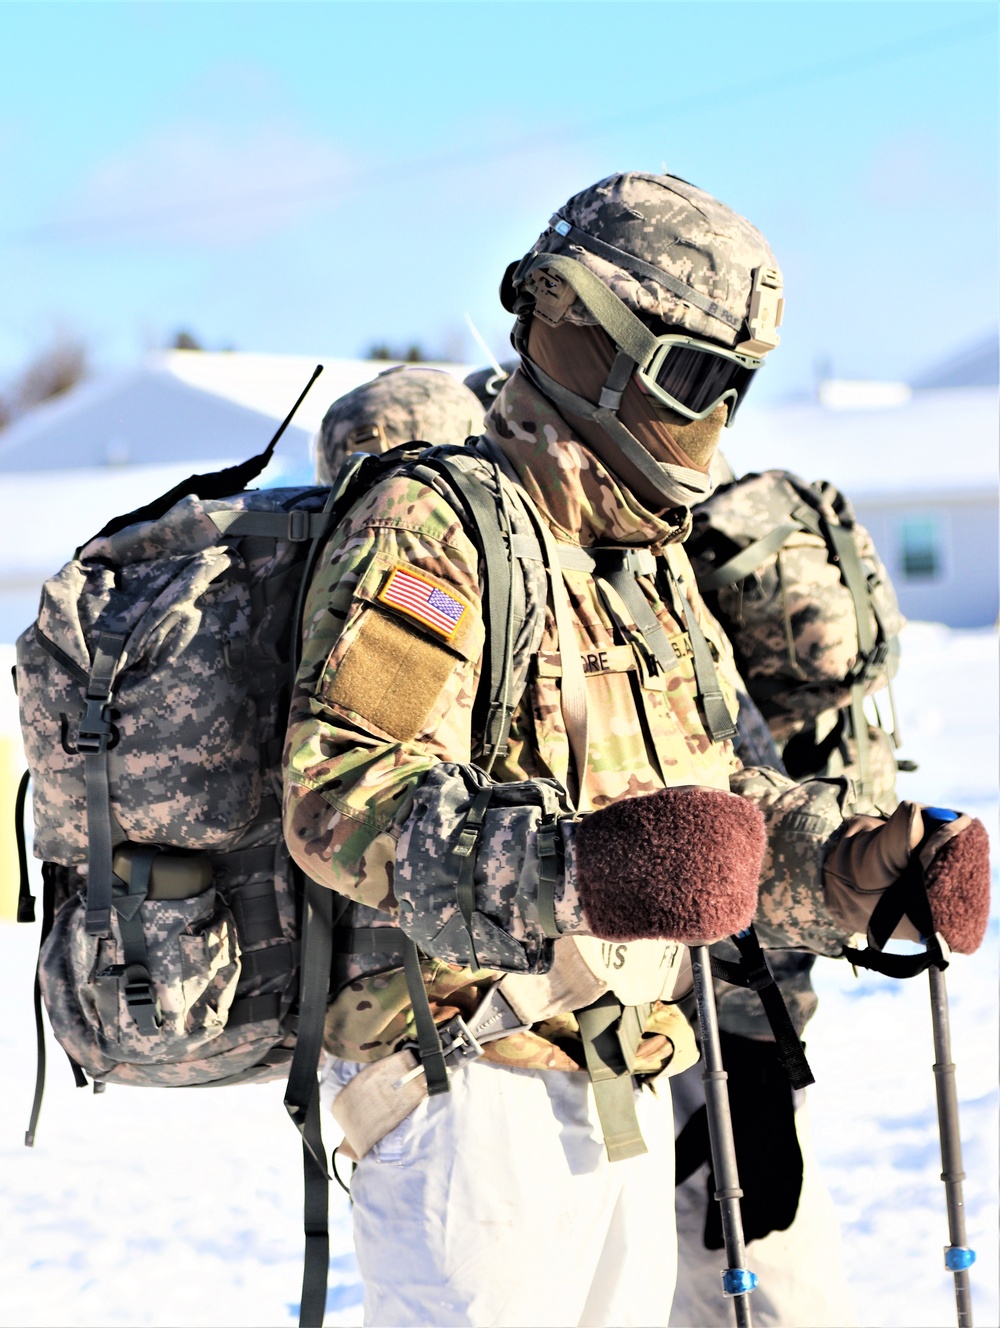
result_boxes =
[288,509,310,542]
[76,697,114,754]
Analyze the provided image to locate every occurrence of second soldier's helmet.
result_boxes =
[315,365,485,483]
[502,172,783,430]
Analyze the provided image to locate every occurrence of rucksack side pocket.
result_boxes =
[39,881,242,1078]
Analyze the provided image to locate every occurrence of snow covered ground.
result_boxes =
[0,621,996,1328]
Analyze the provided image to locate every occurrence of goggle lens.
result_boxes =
[648,343,759,420]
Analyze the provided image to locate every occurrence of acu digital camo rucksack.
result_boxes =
[12,369,531,1328]
[687,468,906,812]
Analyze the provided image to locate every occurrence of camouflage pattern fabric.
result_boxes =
[315,365,484,484]
[17,486,322,1085]
[520,172,781,348]
[284,371,854,1072]
[687,470,904,742]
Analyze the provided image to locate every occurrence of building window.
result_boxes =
[899,514,941,579]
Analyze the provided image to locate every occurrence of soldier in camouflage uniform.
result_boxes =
[315,364,484,483]
[284,172,988,1327]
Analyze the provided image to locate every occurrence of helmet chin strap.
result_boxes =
[518,347,713,513]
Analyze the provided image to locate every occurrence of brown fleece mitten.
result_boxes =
[824,802,991,954]
[574,787,766,943]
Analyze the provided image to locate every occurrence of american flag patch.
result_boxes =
[377,565,469,640]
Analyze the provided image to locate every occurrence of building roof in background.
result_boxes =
[0,351,472,477]
[910,334,999,390]
[728,385,998,499]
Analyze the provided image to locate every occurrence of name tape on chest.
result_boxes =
[377,564,470,642]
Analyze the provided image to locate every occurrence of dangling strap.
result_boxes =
[25,863,88,1148]
[662,568,737,743]
[709,927,814,1090]
[15,769,34,923]
[576,994,648,1163]
[80,631,128,937]
[283,870,339,1328]
[402,938,449,1096]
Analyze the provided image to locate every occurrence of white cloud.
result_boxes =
[61,122,354,246]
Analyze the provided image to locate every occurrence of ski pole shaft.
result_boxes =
[929,964,975,1328]
[690,944,756,1328]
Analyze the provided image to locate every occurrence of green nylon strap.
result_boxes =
[452,785,494,966]
[432,457,519,767]
[824,516,878,807]
[523,255,659,369]
[535,822,562,938]
[699,521,800,591]
[546,221,744,333]
[83,631,127,937]
[575,994,648,1164]
[402,937,450,1096]
[596,555,679,677]
[663,570,737,743]
[849,682,875,812]
[208,508,336,542]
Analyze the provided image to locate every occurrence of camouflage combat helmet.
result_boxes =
[316,365,485,483]
[501,172,784,505]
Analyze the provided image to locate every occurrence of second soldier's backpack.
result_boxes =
[686,468,906,810]
[12,378,532,1327]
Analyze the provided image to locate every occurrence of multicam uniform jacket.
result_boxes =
[283,372,852,1074]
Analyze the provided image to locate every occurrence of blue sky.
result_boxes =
[1,1,996,402]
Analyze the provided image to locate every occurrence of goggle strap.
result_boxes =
[522,357,692,509]
[598,351,635,412]
[521,254,658,369]
[548,217,743,334]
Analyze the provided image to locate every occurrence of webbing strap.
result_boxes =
[664,571,737,743]
[283,870,337,1328]
[826,518,879,808]
[402,938,449,1096]
[208,509,336,542]
[699,521,800,591]
[82,631,127,937]
[521,254,659,367]
[452,786,494,967]
[849,683,875,812]
[596,554,679,677]
[535,822,562,939]
[432,457,518,768]
[227,993,283,1026]
[542,229,743,333]
[112,845,162,1035]
[576,994,648,1163]
[842,834,947,979]
[710,929,815,1090]
[15,769,34,923]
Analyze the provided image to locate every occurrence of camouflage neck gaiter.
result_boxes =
[485,369,690,548]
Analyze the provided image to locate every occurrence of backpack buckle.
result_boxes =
[77,698,114,754]
[288,509,310,542]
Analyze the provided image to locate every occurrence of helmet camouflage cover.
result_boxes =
[316,365,485,483]
[517,172,783,353]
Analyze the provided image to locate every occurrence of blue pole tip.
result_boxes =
[722,1268,759,1297]
[924,807,960,824]
[944,1247,976,1272]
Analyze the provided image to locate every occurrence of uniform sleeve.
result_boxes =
[282,476,572,974]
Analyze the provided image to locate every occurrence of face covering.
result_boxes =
[526,317,726,511]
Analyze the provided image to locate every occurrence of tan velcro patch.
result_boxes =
[324,608,461,741]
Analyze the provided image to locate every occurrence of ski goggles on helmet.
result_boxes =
[636,334,763,425]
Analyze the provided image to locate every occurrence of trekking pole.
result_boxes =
[929,962,975,1327]
[690,944,758,1328]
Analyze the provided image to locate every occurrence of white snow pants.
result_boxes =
[325,1057,677,1328]
[669,1063,859,1328]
